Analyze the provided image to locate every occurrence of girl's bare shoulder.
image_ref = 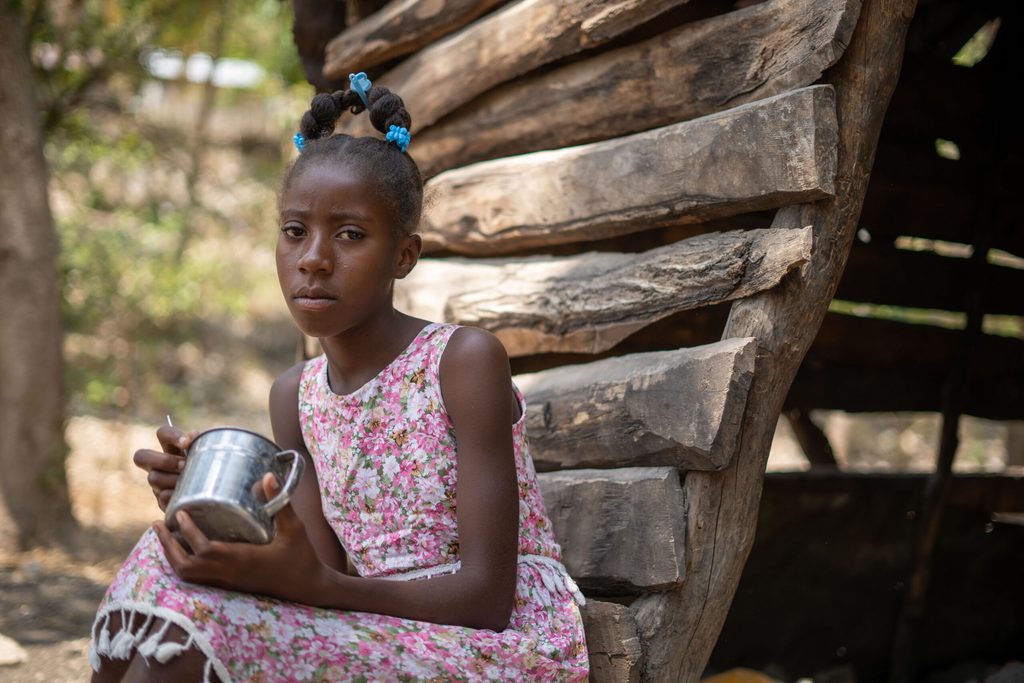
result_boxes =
[440,326,510,377]
[269,361,309,441]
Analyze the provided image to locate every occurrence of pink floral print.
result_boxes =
[90,322,589,682]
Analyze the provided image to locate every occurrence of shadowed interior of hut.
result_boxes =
[707,2,1024,682]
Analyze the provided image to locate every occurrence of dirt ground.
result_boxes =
[0,417,182,682]
[0,413,1011,681]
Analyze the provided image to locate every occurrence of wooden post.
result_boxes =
[785,407,839,468]
[627,1,918,679]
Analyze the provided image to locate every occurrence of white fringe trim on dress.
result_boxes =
[89,601,233,683]
[381,554,586,607]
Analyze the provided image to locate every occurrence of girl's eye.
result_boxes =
[338,229,364,240]
[281,225,305,238]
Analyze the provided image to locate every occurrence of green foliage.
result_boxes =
[53,122,267,419]
[32,0,311,421]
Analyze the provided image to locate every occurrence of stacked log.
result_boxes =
[312,0,882,680]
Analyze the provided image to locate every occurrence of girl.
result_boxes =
[88,79,589,682]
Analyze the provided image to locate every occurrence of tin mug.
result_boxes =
[165,427,304,544]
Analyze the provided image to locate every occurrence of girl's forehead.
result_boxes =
[287,162,371,194]
[282,162,393,224]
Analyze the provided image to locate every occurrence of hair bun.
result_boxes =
[368,89,412,137]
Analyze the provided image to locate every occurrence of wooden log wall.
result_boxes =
[306,0,945,679]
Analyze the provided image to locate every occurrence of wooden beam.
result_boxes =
[509,302,732,376]
[345,0,390,24]
[291,0,349,92]
[419,85,837,255]
[538,467,686,594]
[836,241,1024,316]
[323,0,508,80]
[784,407,838,468]
[339,0,690,134]
[797,313,1024,414]
[517,338,756,472]
[396,227,812,356]
[582,601,643,683]
[413,0,861,176]
[626,1,919,679]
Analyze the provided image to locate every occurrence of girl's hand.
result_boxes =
[153,473,327,604]
[133,425,198,511]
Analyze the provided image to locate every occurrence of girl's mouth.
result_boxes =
[293,296,336,310]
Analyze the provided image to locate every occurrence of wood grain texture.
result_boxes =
[417,85,836,255]
[582,601,643,683]
[413,0,861,176]
[538,468,686,594]
[626,1,919,679]
[323,0,508,79]
[516,338,756,472]
[396,227,812,356]
[338,0,690,134]
[397,228,806,358]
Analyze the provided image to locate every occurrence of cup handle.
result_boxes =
[263,450,305,517]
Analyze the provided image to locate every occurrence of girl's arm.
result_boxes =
[267,362,349,573]
[307,326,520,629]
[155,327,521,630]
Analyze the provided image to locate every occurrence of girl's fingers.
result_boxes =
[147,470,179,490]
[174,510,212,555]
[261,473,300,533]
[154,521,189,568]
[156,425,192,455]
[134,448,185,474]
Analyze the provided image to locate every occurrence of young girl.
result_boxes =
[88,79,590,682]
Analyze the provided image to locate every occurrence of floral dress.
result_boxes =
[89,322,589,682]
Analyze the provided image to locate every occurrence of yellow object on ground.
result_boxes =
[701,668,785,683]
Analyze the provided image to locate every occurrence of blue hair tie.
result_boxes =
[349,72,372,110]
[292,131,306,153]
[386,125,411,153]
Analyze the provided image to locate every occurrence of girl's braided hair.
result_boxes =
[282,85,422,236]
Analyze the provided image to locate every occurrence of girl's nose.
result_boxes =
[297,233,334,273]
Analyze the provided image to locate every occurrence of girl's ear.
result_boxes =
[394,233,422,279]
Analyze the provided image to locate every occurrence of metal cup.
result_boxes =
[164,427,304,544]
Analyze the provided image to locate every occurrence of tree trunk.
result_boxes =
[0,5,77,550]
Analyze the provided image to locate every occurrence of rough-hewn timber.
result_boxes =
[626,1,919,679]
[516,338,756,471]
[418,85,836,255]
[413,0,861,176]
[538,468,686,594]
[582,601,643,683]
[338,0,690,135]
[323,0,508,80]
[396,227,812,356]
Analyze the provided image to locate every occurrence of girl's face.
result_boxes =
[276,163,419,339]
